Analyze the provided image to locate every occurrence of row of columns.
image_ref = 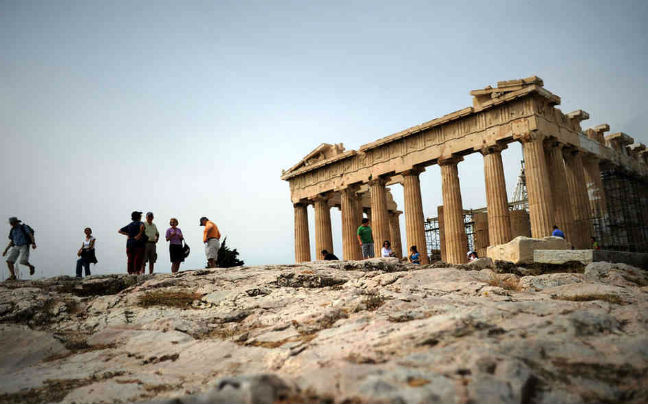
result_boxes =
[519,133,606,249]
[294,131,607,264]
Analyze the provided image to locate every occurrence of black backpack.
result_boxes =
[8,224,34,242]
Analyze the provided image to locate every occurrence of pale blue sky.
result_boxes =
[1,0,646,278]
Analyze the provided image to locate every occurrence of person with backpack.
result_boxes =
[165,218,185,273]
[76,227,97,278]
[118,211,146,275]
[2,217,36,280]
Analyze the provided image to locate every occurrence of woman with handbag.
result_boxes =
[76,227,97,277]
[166,218,185,273]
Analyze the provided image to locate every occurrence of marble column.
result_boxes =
[313,195,334,260]
[293,202,311,263]
[519,133,555,238]
[440,157,468,264]
[481,145,512,246]
[389,211,403,258]
[341,186,362,260]
[369,178,391,257]
[544,142,575,243]
[473,212,489,258]
[582,155,607,219]
[563,149,593,249]
[402,168,429,264]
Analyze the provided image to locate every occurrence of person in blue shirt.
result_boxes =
[551,225,565,239]
[408,245,421,265]
[2,217,36,280]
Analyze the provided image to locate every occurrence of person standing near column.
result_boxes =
[357,218,374,259]
[142,212,159,274]
[76,227,96,278]
[200,216,221,268]
[166,218,184,273]
[2,217,36,280]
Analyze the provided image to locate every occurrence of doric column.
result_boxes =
[518,133,555,238]
[544,141,575,243]
[563,148,593,249]
[389,211,403,258]
[582,155,607,219]
[440,156,467,264]
[313,195,334,260]
[473,212,489,258]
[369,178,391,257]
[402,168,429,264]
[293,202,311,263]
[481,144,512,246]
[341,186,362,260]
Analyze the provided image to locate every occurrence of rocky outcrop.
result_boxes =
[487,236,571,264]
[0,260,647,404]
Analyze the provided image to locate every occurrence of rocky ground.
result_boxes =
[0,258,647,404]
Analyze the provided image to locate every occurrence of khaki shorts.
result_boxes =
[144,242,157,263]
[205,238,220,260]
[6,245,30,265]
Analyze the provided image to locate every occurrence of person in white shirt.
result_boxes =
[381,240,396,257]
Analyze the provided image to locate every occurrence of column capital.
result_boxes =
[561,146,581,159]
[293,200,311,208]
[311,193,332,204]
[543,138,564,151]
[399,167,426,176]
[438,155,464,166]
[514,131,545,144]
[368,177,388,186]
[479,143,508,155]
[390,210,403,217]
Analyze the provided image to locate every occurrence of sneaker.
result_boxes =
[29,266,35,276]
[7,275,16,281]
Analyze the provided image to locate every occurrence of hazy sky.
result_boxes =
[1,0,646,279]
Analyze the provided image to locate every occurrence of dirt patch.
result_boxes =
[552,294,624,305]
[276,273,348,288]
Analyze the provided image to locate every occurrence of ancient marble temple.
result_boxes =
[281,77,648,264]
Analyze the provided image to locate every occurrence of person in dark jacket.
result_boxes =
[118,211,146,274]
[321,250,339,261]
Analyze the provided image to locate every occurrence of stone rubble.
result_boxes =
[0,258,646,403]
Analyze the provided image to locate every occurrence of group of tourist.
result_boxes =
[319,217,423,264]
[2,213,222,281]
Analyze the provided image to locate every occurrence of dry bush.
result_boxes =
[486,273,521,291]
[138,290,202,309]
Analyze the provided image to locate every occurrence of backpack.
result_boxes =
[182,242,190,258]
[8,224,34,242]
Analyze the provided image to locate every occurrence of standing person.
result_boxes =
[200,216,221,268]
[76,227,96,278]
[551,225,565,239]
[166,218,184,273]
[408,245,421,264]
[467,250,478,262]
[357,218,374,259]
[381,240,396,257]
[591,237,600,250]
[142,212,160,274]
[2,217,36,280]
[118,211,146,275]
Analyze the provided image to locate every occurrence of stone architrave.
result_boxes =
[440,156,468,264]
[581,155,607,219]
[313,195,334,260]
[544,141,575,243]
[518,132,555,238]
[563,148,593,249]
[480,144,512,246]
[369,178,391,257]
[293,202,311,263]
[389,211,403,258]
[438,205,446,262]
[402,168,429,264]
[341,186,362,260]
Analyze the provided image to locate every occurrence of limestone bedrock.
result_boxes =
[0,258,647,404]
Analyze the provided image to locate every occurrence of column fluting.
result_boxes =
[389,211,403,258]
[519,133,555,237]
[402,168,429,264]
[341,186,362,260]
[563,149,593,249]
[313,195,334,260]
[440,157,468,264]
[481,145,512,246]
[293,202,311,263]
[544,142,575,243]
[369,178,391,258]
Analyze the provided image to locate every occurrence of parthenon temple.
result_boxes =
[281,77,648,264]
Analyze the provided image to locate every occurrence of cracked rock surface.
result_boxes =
[0,258,647,403]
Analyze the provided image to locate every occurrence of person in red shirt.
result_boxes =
[200,216,221,268]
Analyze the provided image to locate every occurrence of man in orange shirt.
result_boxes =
[200,216,221,268]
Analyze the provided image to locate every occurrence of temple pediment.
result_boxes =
[282,143,349,179]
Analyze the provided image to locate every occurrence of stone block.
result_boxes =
[534,249,594,265]
[487,236,571,264]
